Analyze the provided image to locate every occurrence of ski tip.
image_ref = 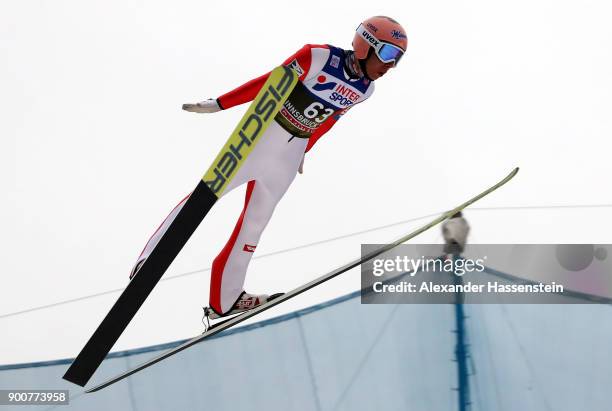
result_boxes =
[504,167,520,180]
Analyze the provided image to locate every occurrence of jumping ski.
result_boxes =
[63,66,299,387]
[85,167,519,393]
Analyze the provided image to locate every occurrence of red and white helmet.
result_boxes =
[352,16,408,65]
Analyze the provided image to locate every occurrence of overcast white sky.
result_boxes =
[1,0,611,365]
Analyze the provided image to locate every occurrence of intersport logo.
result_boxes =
[312,76,337,91]
[312,75,361,107]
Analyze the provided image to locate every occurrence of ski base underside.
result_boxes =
[63,181,217,386]
[85,167,519,393]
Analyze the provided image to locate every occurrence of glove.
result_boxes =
[182,98,221,113]
[442,213,470,254]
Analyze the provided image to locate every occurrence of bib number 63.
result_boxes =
[304,102,334,123]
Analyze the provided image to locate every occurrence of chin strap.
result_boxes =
[344,49,374,82]
[359,59,374,81]
[344,50,366,80]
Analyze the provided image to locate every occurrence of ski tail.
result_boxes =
[63,65,299,387]
[63,181,217,386]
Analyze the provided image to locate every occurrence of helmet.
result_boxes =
[352,16,408,64]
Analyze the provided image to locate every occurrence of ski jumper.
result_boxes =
[132,44,375,315]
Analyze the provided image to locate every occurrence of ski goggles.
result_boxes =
[356,24,405,65]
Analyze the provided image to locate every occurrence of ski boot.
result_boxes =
[204,291,284,321]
